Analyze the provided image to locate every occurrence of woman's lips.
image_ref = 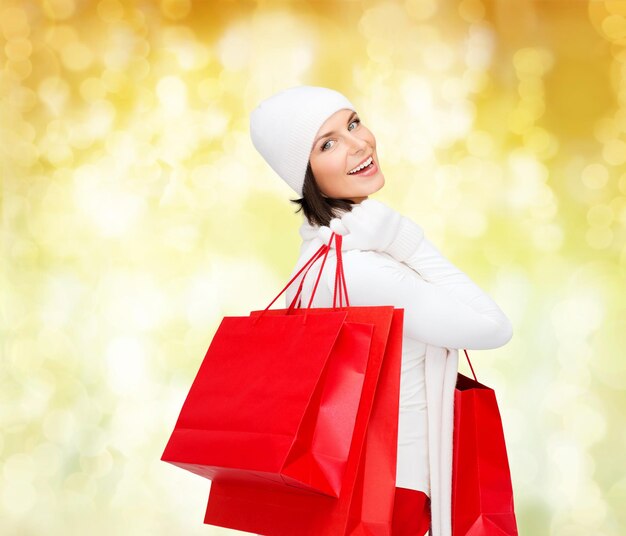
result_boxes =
[347,159,378,177]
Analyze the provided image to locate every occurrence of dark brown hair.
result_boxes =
[289,161,356,227]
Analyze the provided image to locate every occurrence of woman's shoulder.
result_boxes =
[292,237,410,287]
[340,248,396,267]
[323,247,411,287]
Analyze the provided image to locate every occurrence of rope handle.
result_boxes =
[463,348,477,381]
[252,232,348,325]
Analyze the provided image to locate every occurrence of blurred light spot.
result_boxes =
[441,76,467,103]
[185,275,223,330]
[401,76,434,115]
[4,37,32,61]
[602,138,626,165]
[61,41,94,71]
[619,173,626,194]
[513,47,554,77]
[422,42,455,72]
[610,196,626,227]
[97,0,124,22]
[102,28,139,71]
[547,434,594,500]
[464,24,495,69]
[581,162,610,189]
[43,409,77,444]
[40,271,84,329]
[593,116,621,143]
[455,207,487,237]
[458,0,485,24]
[601,14,626,41]
[524,126,559,159]
[106,337,147,395]
[7,58,32,79]
[78,426,107,456]
[1,480,36,516]
[0,7,29,40]
[37,76,70,115]
[156,75,187,115]
[507,107,533,134]
[160,0,191,20]
[79,450,113,478]
[458,155,487,182]
[587,204,614,227]
[43,23,79,51]
[551,290,605,344]
[110,401,154,455]
[511,448,538,486]
[563,399,607,448]
[32,442,63,478]
[3,453,35,486]
[217,24,252,71]
[163,25,210,70]
[73,163,147,236]
[518,78,543,101]
[41,0,75,21]
[532,223,563,251]
[105,130,140,167]
[79,77,107,102]
[466,130,494,157]
[586,226,613,249]
[405,0,438,21]
[22,371,57,418]
[589,315,626,390]
[83,99,117,138]
[127,57,151,80]
[367,37,395,64]
[571,485,608,525]
[506,151,549,210]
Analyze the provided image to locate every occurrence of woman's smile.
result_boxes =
[347,157,378,177]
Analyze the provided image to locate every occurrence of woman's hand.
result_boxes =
[317,198,425,262]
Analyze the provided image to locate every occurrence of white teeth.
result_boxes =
[348,156,373,174]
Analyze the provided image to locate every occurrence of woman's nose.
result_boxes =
[349,135,368,152]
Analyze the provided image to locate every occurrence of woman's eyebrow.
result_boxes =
[313,111,358,146]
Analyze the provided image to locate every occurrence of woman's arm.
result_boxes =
[339,246,513,350]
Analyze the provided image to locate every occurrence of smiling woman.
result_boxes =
[247,85,461,536]
[308,108,384,201]
[290,107,386,226]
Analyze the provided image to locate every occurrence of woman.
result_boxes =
[250,85,513,536]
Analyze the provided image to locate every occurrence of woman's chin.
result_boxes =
[348,171,384,189]
[366,173,385,194]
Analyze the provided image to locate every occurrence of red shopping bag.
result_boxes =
[204,233,404,535]
[161,235,376,498]
[452,349,519,535]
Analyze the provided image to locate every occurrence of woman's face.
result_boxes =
[308,108,384,203]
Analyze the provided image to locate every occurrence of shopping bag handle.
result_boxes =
[287,232,349,310]
[286,232,349,313]
[463,349,477,381]
[252,232,348,325]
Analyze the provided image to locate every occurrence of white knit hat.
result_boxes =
[249,85,356,197]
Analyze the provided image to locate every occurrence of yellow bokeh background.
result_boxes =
[2,0,625,534]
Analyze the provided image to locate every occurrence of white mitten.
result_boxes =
[317,198,425,262]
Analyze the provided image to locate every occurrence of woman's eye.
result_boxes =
[321,118,361,152]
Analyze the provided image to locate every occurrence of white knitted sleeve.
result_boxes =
[339,245,513,350]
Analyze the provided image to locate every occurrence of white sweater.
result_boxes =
[285,210,513,536]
